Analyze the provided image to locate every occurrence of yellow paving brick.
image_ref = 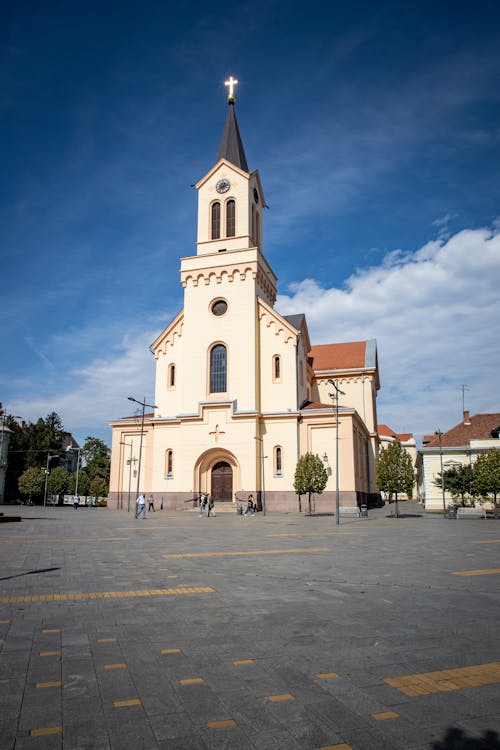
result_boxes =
[29,726,62,737]
[233,659,254,666]
[161,648,181,654]
[104,663,127,670]
[42,628,61,633]
[207,719,237,730]
[0,586,215,604]
[267,693,294,702]
[385,662,500,696]
[315,672,339,680]
[97,637,117,643]
[320,744,353,750]
[0,639,4,644]
[0,619,10,624]
[180,678,205,685]
[36,681,62,688]
[372,711,400,720]
[452,568,500,576]
[163,548,328,559]
[471,539,500,544]
[39,651,61,657]
[113,698,141,707]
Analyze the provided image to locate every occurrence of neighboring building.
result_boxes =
[109,83,381,512]
[416,411,500,510]
[0,420,12,504]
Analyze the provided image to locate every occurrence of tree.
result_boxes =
[46,466,70,499]
[432,464,476,505]
[18,466,45,504]
[293,453,328,515]
[82,437,110,495]
[474,449,500,507]
[376,439,414,518]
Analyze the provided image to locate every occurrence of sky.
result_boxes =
[1,0,500,448]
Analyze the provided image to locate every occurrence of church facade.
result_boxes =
[109,82,381,512]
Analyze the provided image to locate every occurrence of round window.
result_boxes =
[211,299,228,316]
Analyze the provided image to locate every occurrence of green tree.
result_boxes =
[18,466,45,504]
[293,452,328,515]
[376,439,414,518]
[82,437,110,495]
[46,466,70,500]
[432,464,477,506]
[473,449,500,507]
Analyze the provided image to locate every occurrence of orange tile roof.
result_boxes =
[424,413,500,448]
[310,341,366,371]
[378,424,413,441]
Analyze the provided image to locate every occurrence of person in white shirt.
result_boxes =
[135,494,146,519]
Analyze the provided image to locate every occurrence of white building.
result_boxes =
[109,82,382,512]
[417,411,500,510]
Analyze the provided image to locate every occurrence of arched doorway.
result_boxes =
[211,461,233,502]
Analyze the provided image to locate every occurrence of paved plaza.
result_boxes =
[0,502,499,750]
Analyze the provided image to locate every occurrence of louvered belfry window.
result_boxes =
[226,200,235,237]
[211,202,221,239]
[210,344,227,393]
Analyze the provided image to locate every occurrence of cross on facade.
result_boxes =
[225,76,238,99]
[209,424,226,443]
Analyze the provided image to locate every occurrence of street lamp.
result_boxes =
[66,444,81,499]
[128,396,157,498]
[120,440,133,512]
[254,435,267,515]
[328,379,345,526]
[44,454,59,507]
[435,429,446,517]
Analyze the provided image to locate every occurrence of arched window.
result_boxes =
[168,363,175,389]
[226,200,235,237]
[273,355,281,382]
[210,344,227,393]
[211,202,221,240]
[274,446,283,476]
[165,449,173,478]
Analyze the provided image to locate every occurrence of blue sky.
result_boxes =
[2,0,500,446]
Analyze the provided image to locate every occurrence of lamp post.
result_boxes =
[66,444,81,499]
[120,440,133,512]
[254,435,266,515]
[435,429,446,517]
[328,379,345,526]
[44,454,59,507]
[128,396,157,498]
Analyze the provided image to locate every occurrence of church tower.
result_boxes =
[109,78,380,512]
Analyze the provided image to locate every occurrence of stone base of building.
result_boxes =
[108,490,382,513]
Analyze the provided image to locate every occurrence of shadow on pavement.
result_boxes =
[432,727,500,749]
[0,566,61,581]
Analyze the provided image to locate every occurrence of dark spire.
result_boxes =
[217,102,249,173]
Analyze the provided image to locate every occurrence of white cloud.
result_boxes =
[276,225,500,440]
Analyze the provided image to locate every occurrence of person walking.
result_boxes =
[198,494,207,517]
[73,495,79,511]
[243,495,255,516]
[148,494,155,512]
[135,494,146,519]
[207,494,215,517]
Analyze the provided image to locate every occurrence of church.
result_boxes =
[109,79,381,512]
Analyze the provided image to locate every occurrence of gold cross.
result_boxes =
[209,424,226,443]
[225,76,238,100]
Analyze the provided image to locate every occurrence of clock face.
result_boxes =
[253,188,259,204]
[216,179,231,194]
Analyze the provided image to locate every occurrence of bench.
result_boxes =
[338,506,361,518]
[456,507,486,520]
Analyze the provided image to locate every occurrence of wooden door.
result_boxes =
[211,461,233,502]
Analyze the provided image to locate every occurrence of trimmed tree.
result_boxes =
[293,452,328,515]
[376,439,414,518]
[473,449,500,507]
[46,466,70,502]
[18,466,45,504]
[432,464,476,506]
